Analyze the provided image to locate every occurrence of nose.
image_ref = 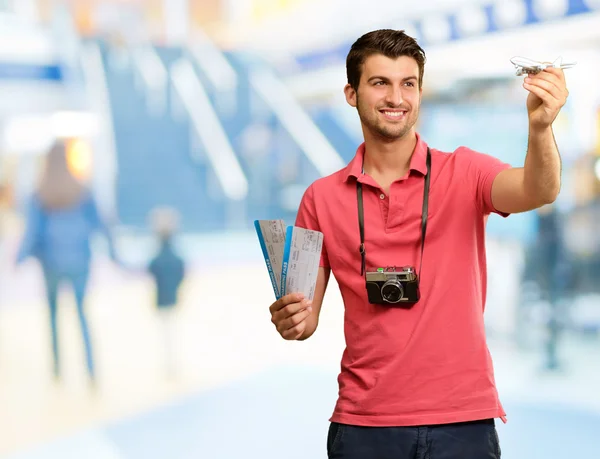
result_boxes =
[385,85,403,107]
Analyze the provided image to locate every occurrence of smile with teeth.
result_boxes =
[381,110,407,119]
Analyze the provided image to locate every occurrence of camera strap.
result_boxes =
[357,147,431,277]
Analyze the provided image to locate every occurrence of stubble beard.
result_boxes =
[356,94,419,141]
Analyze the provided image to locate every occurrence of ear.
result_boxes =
[344,84,357,108]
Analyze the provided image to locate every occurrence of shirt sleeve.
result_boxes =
[294,183,330,268]
[460,147,512,217]
[85,194,117,260]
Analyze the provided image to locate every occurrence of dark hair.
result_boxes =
[346,29,426,91]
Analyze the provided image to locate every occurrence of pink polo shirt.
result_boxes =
[295,133,511,427]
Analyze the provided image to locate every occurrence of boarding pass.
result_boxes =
[254,219,323,301]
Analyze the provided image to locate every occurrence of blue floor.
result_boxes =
[7,364,600,459]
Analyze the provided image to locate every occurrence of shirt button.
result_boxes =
[380,193,385,200]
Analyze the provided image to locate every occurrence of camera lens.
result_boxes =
[381,279,404,303]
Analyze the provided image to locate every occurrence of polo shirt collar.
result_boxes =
[343,132,428,183]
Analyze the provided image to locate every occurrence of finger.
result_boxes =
[542,66,566,82]
[529,70,563,94]
[272,299,312,325]
[271,299,312,329]
[524,76,563,101]
[541,68,569,100]
[281,321,307,340]
[523,80,561,106]
[283,299,312,317]
[277,307,312,334]
[269,292,305,314]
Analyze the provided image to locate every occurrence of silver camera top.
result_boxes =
[365,266,417,282]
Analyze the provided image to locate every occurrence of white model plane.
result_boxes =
[510,56,577,76]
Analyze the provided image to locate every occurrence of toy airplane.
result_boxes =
[510,56,576,76]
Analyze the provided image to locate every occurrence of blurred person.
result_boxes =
[268,29,569,458]
[533,204,566,370]
[515,204,565,353]
[147,207,185,378]
[15,140,117,386]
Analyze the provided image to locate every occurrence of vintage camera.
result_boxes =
[365,266,420,306]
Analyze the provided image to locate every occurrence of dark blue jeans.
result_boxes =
[42,266,94,380]
[327,419,501,459]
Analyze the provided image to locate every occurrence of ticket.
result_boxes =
[254,219,287,299]
[280,226,323,301]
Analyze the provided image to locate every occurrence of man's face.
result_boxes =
[345,54,422,141]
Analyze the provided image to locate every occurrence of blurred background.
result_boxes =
[0,0,599,458]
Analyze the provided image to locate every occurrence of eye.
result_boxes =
[374,81,386,86]
[405,81,415,87]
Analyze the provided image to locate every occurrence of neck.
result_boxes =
[362,130,417,177]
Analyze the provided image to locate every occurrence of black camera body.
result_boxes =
[365,266,420,306]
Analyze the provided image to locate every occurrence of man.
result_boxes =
[268,29,567,458]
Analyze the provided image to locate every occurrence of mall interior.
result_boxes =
[0,0,599,458]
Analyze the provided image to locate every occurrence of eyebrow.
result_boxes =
[367,75,418,83]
